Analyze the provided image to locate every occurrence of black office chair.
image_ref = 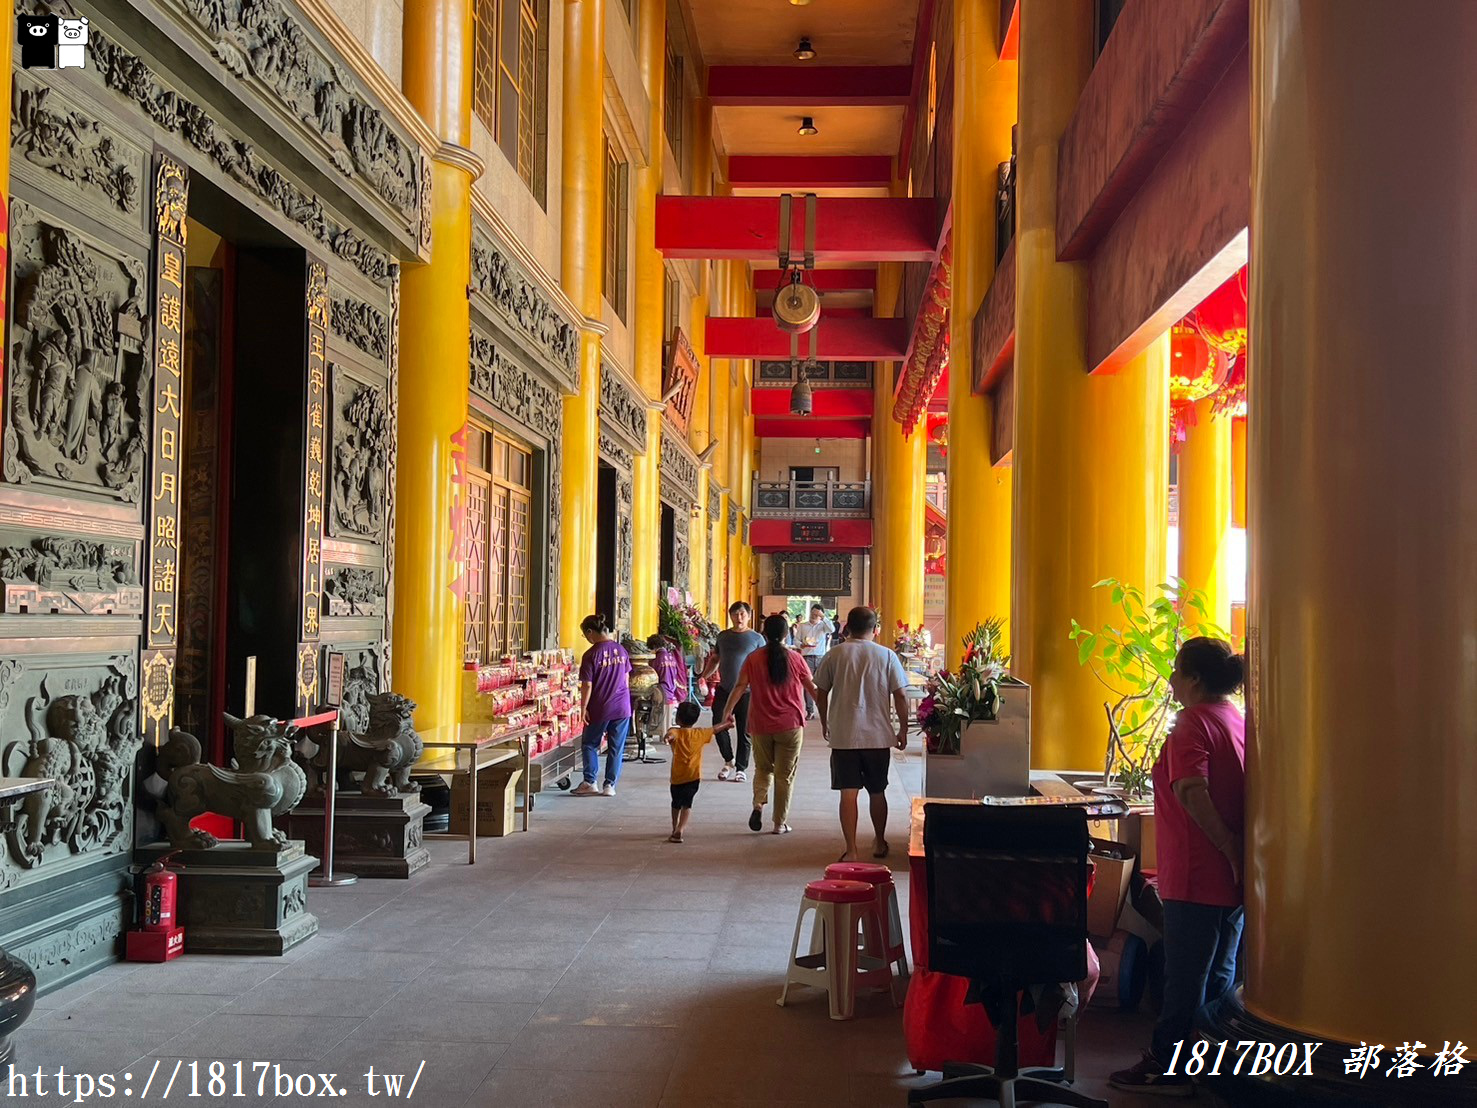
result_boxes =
[908,804,1108,1108]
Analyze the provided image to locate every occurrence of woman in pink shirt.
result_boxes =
[720,613,817,835]
[1112,636,1247,1096]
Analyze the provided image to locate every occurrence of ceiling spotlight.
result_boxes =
[794,37,816,61]
[788,0,813,6]
[797,116,818,136]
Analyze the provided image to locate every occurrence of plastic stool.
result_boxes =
[824,862,910,1002]
[779,879,893,1020]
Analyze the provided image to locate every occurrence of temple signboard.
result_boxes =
[664,328,700,435]
[143,153,188,744]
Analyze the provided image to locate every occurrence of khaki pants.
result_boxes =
[750,727,804,825]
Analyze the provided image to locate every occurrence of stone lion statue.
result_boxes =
[300,691,423,798]
[156,714,308,850]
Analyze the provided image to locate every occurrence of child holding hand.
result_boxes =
[663,701,731,842]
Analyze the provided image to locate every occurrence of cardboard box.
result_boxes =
[1122,812,1157,870]
[1087,840,1135,938]
[450,763,525,837]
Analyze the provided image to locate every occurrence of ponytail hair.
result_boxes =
[762,613,792,684]
[1177,636,1245,698]
[580,613,611,636]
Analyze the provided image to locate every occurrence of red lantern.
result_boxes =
[1192,266,1248,356]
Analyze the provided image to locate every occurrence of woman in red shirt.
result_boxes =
[1111,636,1247,1096]
[719,614,818,835]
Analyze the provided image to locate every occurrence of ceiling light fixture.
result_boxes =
[797,116,818,136]
[794,37,816,61]
[788,0,813,6]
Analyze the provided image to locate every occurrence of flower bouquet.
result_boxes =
[917,618,1013,755]
[894,621,927,655]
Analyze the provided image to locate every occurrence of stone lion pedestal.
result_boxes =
[279,792,430,879]
[138,841,319,956]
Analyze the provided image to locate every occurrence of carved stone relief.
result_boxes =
[323,565,385,617]
[729,500,740,537]
[616,472,634,628]
[6,204,150,501]
[11,84,141,214]
[329,367,389,540]
[598,431,633,476]
[659,429,700,506]
[334,645,384,735]
[330,296,388,363]
[0,536,142,616]
[470,332,563,443]
[0,655,141,888]
[171,0,421,222]
[383,269,400,683]
[599,366,647,456]
[470,228,579,386]
[79,23,394,286]
[708,487,722,522]
[673,523,690,592]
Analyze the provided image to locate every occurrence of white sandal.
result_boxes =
[772,823,792,835]
[717,763,733,781]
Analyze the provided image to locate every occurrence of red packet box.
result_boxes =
[126,926,185,963]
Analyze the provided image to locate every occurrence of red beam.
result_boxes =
[707,317,908,360]
[752,269,878,294]
[755,417,871,439]
[708,66,912,107]
[729,156,894,189]
[657,196,937,261]
[752,306,871,318]
[752,388,874,420]
[750,519,873,553]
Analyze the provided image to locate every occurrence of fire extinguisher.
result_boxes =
[138,853,179,933]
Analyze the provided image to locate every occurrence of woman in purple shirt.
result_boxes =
[647,633,689,734]
[574,614,632,797]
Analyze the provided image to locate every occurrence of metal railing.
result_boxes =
[752,479,872,519]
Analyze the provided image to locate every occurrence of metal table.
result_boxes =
[413,725,530,864]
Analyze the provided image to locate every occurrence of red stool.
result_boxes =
[779,880,893,1020]
[824,862,910,1003]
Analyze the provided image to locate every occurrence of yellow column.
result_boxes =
[1012,0,1168,769]
[948,0,1016,666]
[709,322,730,617]
[394,0,475,730]
[1245,0,1477,1050]
[1230,415,1247,529]
[629,0,666,636]
[557,0,606,646]
[687,97,713,614]
[1177,397,1232,629]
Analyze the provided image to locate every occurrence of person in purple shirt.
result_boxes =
[574,613,632,796]
[647,633,689,735]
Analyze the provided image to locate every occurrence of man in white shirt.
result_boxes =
[814,607,909,862]
[793,603,834,720]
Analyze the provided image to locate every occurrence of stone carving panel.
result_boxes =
[171,0,421,222]
[323,565,384,617]
[6,203,150,502]
[616,472,633,628]
[329,367,389,540]
[659,429,699,506]
[470,333,563,442]
[598,431,633,476]
[673,523,690,592]
[334,644,384,735]
[0,536,142,616]
[470,229,579,385]
[0,655,141,888]
[330,296,388,363]
[80,24,394,286]
[708,487,722,522]
[599,366,647,455]
[11,84,142,214]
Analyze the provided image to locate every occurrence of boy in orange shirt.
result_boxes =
[663,701,731,842]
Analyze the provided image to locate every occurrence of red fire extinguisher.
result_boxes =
[140,853,179,933]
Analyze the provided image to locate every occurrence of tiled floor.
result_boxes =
[14,720,1200,1106]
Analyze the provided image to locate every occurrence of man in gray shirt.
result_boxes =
[814,606,910,861]
[699,601,764,781]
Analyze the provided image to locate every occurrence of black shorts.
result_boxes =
[830,748,891,794]
[670,780,700,809]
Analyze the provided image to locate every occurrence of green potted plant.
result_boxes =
[917,619,1030,798]
[1068,577,1223,801]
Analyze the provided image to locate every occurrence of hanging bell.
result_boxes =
[773,270,821,334]
[789,364,814,416]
